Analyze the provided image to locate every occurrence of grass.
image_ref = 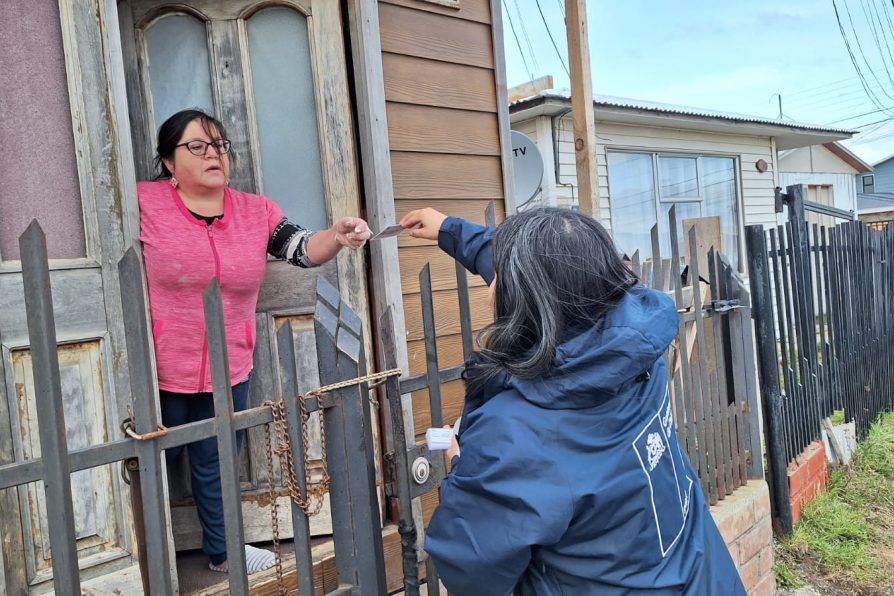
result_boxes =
[777,412,894,592]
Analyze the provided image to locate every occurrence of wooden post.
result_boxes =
[565,0,599,217]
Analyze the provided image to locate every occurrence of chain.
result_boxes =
[259,368,401,593]
[263,421,287,595]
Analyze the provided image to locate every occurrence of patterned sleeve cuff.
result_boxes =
[268,218,318,268]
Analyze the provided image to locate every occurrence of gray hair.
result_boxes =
[472,208,636,385]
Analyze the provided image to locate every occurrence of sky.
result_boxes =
[502,0,894,164]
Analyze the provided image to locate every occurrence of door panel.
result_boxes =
[120,0,371,547]
[11,342,128,586]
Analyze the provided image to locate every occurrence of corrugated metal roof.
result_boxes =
[510,91,856,136]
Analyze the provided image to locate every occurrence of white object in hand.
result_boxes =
[425,427,454,451]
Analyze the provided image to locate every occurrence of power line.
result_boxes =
[831,0,894,116]
[841,0,894,103]
[534,0,570,77]
[512,0,541,74]
[503,0,534,80]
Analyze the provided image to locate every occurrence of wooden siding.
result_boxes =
[555,118,780,232]
[378,0,505,443]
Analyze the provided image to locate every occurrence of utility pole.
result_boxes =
[565,0,599,218]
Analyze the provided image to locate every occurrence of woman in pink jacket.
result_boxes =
[138,109,369,574]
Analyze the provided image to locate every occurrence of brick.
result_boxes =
[788,463,808,495]
[728,542,740,566]
[791,493,802,523]
[738,552,761,591]
[753,490,771,522]
[716,497,755,544]
[750,573,777,596]
[740,517,773,563]
[758,545,774,578]
[808,441,826,473]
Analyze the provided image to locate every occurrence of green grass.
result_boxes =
[777,412,894,590]
[774,553,807,589]
[828,409,845,425]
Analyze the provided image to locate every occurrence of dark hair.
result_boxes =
[473,207,636,384]
[153,109,234,179]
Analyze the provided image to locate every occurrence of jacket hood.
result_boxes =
[506,286,678,409]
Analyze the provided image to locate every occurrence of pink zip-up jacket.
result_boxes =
[138,181,284,393]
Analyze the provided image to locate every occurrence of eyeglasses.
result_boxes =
[175,139,231,156]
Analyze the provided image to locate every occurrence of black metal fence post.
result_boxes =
[746,225,793,536]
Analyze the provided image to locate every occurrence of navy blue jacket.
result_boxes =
[425,217,744,596]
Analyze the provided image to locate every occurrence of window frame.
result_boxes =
[863,174,875,194]
[607,149,743,270]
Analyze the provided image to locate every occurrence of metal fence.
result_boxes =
[0,222,385,595]
[746,184,894,535]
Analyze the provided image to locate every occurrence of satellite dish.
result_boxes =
[511,131,544,206]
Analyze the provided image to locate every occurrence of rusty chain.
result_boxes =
[261,367,401,593]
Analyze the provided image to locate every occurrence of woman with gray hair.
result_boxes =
[399,208,743,596]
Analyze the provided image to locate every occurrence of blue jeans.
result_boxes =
[160,379,250,564]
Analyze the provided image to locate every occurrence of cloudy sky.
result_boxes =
[503,0,894,163]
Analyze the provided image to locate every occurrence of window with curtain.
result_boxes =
[607,151,740,267]
[246,7,327,231]
[145,13,214,132]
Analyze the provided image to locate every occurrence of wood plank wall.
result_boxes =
[378,0,506,449]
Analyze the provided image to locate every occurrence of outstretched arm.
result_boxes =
[399,208,495,284]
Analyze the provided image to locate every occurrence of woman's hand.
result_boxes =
[334,217,370,250]
[399,208,447,241]
[445,424,460,461]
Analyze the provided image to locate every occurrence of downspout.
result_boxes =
[551,108,577,206]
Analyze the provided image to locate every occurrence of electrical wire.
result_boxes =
[503,0,534,80]
[534,0,570,77]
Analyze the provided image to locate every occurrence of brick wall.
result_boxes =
[788,441,828,522]
[711,480,776,595]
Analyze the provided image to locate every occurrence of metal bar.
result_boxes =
[380,307,420,595]
[425,557,440,596]
[775,226,800,462]
[455,260,475,362]
[802,199,854,220]
[275,323,315,596]
[707,249,733,495]
[118,247,175,593]
[399,366,464,394]
[315,277,387,592]
[420,264,443,428]
[687,226,718,503]
[745,224,793,536]
[0,437,138,490]
[203,279,249,593]
[19,221,80,591]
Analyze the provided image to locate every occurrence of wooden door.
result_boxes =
[118,0,371,548]
[0,3,136,592]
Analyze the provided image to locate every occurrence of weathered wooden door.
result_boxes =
[117,0,371,548]
[0,4,138,592]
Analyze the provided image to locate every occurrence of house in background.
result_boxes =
[509,92,854,270]
[778,142,870,229]
[856,153,894,194]
[857,192,894,228]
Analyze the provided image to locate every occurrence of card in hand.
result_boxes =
[369,224,406,241]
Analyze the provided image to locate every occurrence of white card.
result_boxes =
[369,224,406,241]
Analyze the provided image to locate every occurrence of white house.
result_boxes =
[509,92,855,270]
[778,142,871,228]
